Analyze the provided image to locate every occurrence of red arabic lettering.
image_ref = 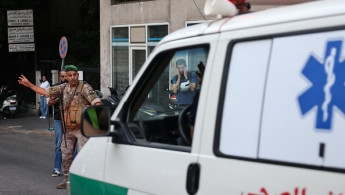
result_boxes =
[329,192,343,195]
[242,187,306,195]
[242,187,344,195]
[280,187,306,195]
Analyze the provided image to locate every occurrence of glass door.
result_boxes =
[130,47,146,83]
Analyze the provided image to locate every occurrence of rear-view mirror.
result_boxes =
[81,105,111,137]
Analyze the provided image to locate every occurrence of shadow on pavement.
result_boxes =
[0,111,55,135]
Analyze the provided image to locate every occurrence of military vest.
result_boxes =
[63,81,89,128]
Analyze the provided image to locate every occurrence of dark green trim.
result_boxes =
[70,173,128,195]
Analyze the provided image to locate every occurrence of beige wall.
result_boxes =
[99,0,313,96]
[100,1,112,97]
[100,0,214,96]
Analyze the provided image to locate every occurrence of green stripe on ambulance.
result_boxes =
[70,173,128,195]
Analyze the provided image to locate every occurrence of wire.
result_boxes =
[192,0,208,21]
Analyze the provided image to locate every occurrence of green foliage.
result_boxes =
[69,26,100,68]
[65,0,100,68]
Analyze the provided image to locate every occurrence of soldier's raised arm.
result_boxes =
[18,74,46,96]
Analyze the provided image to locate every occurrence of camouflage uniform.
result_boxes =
[46,81,100,175]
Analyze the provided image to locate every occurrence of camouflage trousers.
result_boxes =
[61,130,88,175]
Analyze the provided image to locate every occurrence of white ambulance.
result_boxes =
[70,0,345,194]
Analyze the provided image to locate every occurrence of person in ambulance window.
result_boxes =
[171,59,198,106]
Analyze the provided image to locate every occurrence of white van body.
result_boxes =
[70,1,345,194]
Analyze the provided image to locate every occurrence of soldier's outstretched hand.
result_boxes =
[18,74,32,87]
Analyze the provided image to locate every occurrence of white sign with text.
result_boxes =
[9,43,35,52]
[7,10,34,26]
[8,27,34,43]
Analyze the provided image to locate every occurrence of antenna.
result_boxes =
[192,0,208,21]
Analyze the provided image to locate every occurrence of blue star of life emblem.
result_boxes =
[298,40,345,129]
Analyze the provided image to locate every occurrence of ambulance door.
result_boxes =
[257,29,345,193]
[198,28,345,194]
[103,34,218,195]
[196,34,273,194]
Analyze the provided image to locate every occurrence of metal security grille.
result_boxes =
[111,0,151,4]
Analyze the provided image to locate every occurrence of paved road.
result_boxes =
[0,112,69,195]
[0,111,54,133]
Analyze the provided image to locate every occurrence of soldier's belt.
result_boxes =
[65,124,80,131]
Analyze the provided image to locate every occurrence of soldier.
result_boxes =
[18,65,101,189]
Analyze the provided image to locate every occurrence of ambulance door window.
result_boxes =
[218,39,272,158]
[127,46,209,147]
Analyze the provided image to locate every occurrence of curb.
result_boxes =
[0,126,54,136]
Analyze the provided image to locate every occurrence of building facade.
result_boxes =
[99,0,313,96]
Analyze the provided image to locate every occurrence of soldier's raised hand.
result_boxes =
[18,74,32,87]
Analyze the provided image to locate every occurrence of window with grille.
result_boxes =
[111,24,168,91]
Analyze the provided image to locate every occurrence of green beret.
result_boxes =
[64,65,78,72]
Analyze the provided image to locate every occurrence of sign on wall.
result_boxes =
[9,43,35,52]
[7,10,34,26]
[8,27,34,43]
[7,9,34,52]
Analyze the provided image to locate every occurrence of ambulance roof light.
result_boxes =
[204,0,250,17]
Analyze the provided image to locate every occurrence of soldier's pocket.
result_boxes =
[70,102,78,124]
[76,106,83,126]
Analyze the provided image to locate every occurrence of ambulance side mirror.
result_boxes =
[81,105,111,137]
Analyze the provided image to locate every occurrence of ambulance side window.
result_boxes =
[218,39,272,158]
[127,46,209,148]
